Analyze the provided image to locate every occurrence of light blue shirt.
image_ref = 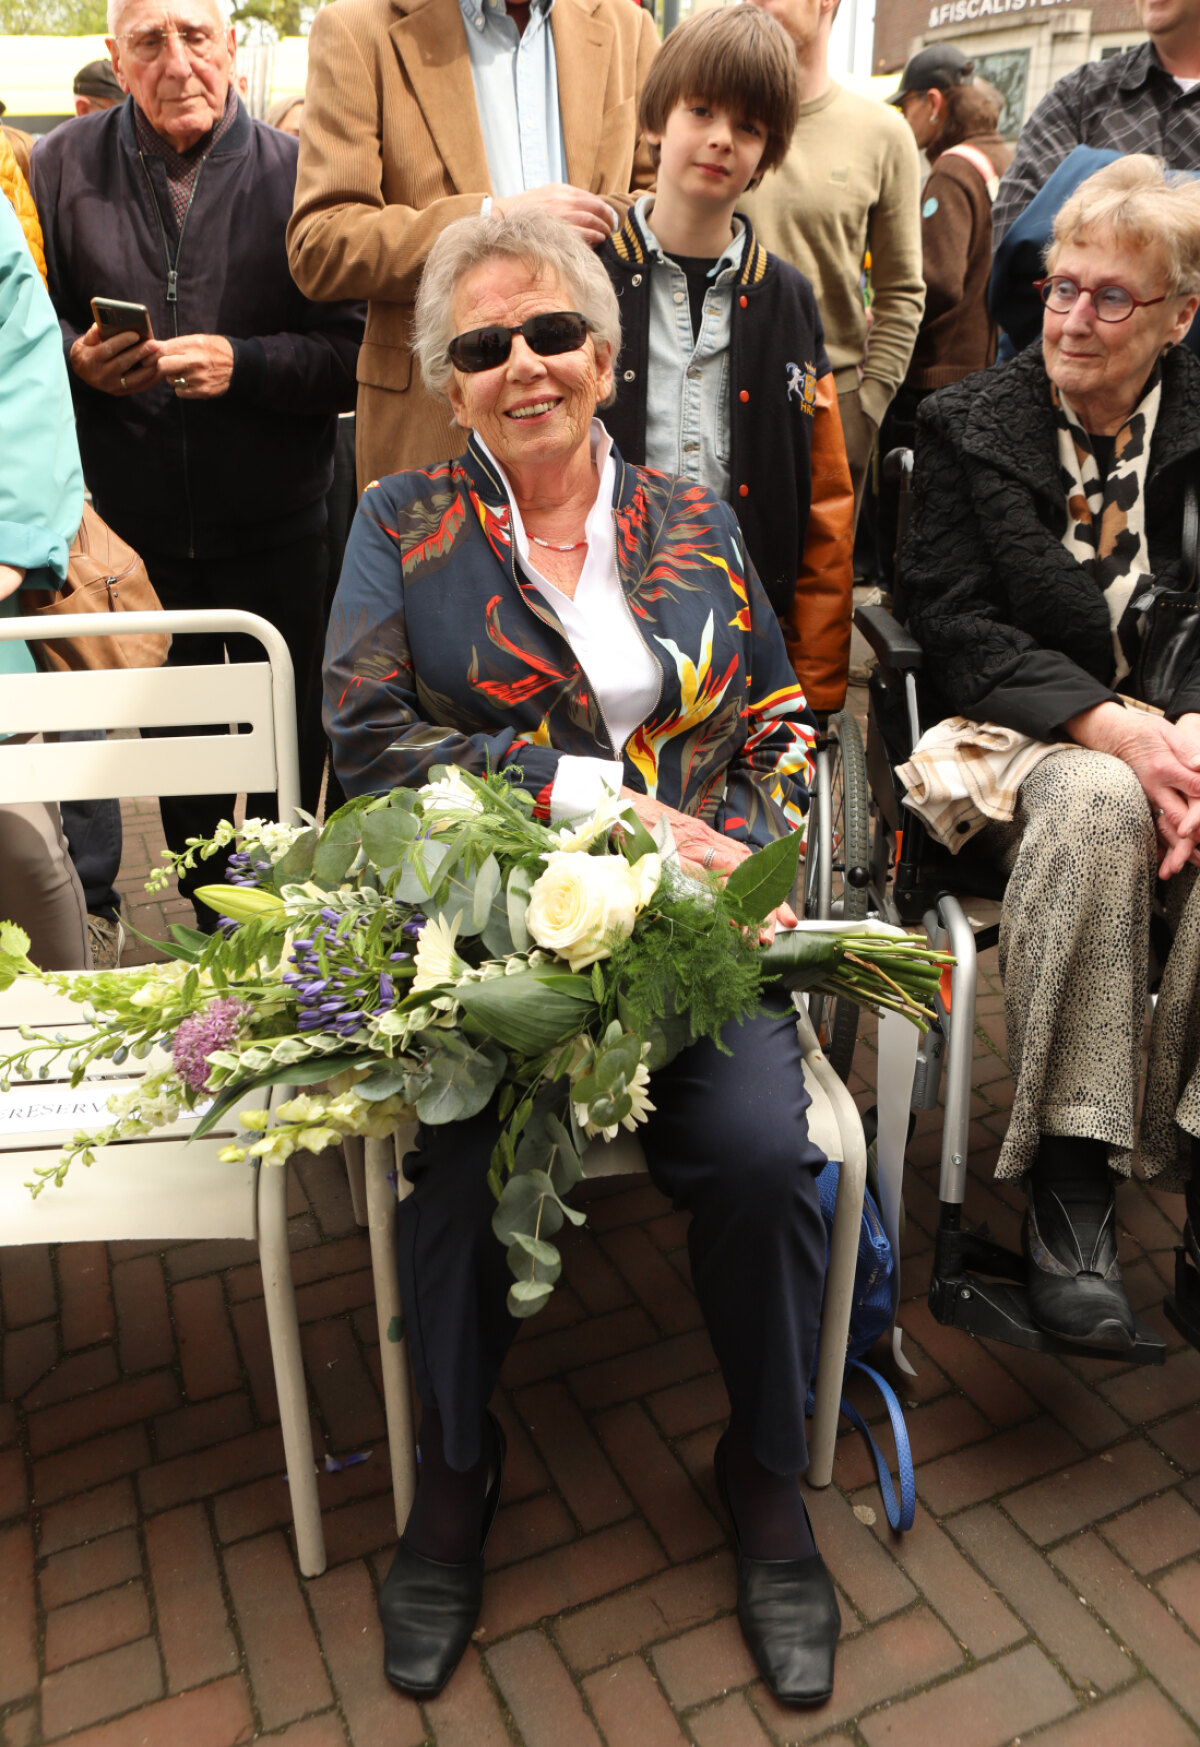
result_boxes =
[459,0,567,198]
[637,196,747,508]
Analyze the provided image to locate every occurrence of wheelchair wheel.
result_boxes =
[803,708,870,1081]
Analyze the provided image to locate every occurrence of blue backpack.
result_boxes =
[807,1159,915,1532]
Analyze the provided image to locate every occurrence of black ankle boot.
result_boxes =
[1185,1144,1200,1268]
[1023,1140,1135,1351]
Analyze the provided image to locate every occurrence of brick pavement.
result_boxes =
[4,728,1200,1744]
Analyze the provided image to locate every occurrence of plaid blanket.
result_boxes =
[897,716,1070,849]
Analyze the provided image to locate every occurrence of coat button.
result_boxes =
[623,368,635,382]
[739,389,749,403]
[631,274,642,286]
[739,295,748,308]
[738,483,749,497]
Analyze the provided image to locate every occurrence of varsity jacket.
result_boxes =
[324,436,817,848]
[600,209,854,714]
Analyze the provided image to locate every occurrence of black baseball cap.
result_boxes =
[73,60,124,102]
[886,44,975,105]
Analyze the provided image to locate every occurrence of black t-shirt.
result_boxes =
[670,253,720,344]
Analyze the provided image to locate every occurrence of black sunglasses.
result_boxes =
[446,310,591,374]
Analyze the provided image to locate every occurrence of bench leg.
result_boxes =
[258,1159,326,1576]
[365,1133,417,1537]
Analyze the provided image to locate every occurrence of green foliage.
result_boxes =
[0,0,107,35]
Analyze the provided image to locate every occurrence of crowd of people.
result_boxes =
[4,0,1200,1714]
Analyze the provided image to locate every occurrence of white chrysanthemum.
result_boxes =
[574,1057,655,1142]
[411,913,467,993]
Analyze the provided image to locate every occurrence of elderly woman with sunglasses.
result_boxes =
[324,210,842,1709]
[901,156,1200,1351]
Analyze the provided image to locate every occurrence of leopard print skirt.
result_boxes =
[982,747,1200,1190]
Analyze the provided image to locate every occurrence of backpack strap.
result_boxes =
[941,143,1000,202]
[839,1360,916,1531]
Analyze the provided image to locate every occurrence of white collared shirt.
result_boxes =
[459,0,567,198]
[475,422,661,820]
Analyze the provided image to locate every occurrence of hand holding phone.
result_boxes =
[90,297,154,343]
[71,306,161,398]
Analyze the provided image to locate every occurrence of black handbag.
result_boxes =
[1131,479,1200,710]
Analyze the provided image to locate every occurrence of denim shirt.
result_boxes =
[637,196,748,506]
[459,0,567,198]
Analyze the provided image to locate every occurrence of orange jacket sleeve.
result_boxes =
[782,372,854,714]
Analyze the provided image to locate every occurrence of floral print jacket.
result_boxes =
[323,434,816,848]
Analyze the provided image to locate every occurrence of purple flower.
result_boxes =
[172,996,249,1093]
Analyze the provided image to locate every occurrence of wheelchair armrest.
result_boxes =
[854,603,923,671]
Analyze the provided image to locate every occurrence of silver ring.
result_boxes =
[702,847,719,869]
[1155,806,1166,819]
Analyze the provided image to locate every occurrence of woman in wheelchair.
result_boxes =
[324,212,841,1707]
[901,156,1200,1353]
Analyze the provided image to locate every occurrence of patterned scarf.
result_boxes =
[1053,371,1161,684]
[133,88,237,235]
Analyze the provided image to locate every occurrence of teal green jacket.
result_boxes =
[0,193,83,681]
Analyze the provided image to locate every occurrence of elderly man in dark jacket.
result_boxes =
[31,0,364,919]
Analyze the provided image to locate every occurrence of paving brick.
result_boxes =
[990,1347,1129,1452]
[59,1242,115,1351]
[1150,1404,1200,1474]
[1098,1350,1200,1423]
[110,1255,174,1374]
[293,1149,360,1241]
[294,1267,376,1324]
[154,1391,254,1460]
[582,1654,690,1747]
[137,1425,284,1514]
[300,1317,386,1448]
[172,1276,242,1403]
[23,1342,118,1411]
[1053,1532,1200,1721]
[230,1296,281,1423]
[0,1447,28,1522]
[688,1693,776,1747]
[650,1614,759,1709]
[478,1519,666,1639]
[1101,1489,1200,1575]
[804,1484,917,1624]
[916,1417,1083,1518]
[34,1423,151,1506]
[553,1549,736,1671]
[556,1228,633,1315]
[750,1607,964,1744]
[0,1402,14,1446]
[422,1642,514,1747]
[645,1371,730,1439]
[487,1630,603,1747]
[1004,1438,1177,1545]
[28,1370,180,1457]
[948,1504,1132,1692]
[223,1531,332,1729]
[1024,1683,1198,1747]
[513,1380,630,1532]
[44,1580,151,1671]
[503,1306,658,1393]
[492,1393,551,1503]
[833,1393,990,1494]
[565,1328,717,1412]
[227,1234,371,1303]
[40,1528,142,1609]
[0,1522,37,1703]
[163,1238,258,1283]
[38,1479,138,1557]
[40,1637,163,1740]
[899,1302,1038,1429]
[318,1489,397,1567]
[43,1674,255,1747]
[598,1225,704,1337]
[145,1503,238,1691]
[593,1401,723,1562]
[307,1560,426,1747]
[487,1490,576,1569]
[4,1320,58,1400]
[257,1718,348,1746]
[863,1503,1023,1658]
[857,1642,1075,1747]
[0,1243,56,1328]
[1158,1556,1200,1637]
[1,1702,38,1747]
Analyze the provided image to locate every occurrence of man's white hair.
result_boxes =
[107,0,232,36]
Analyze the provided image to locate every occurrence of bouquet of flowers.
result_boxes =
[0,771,951,1317]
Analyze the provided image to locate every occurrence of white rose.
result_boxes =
[525,851,662,972]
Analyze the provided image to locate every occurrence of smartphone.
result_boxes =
[91,297,154,343]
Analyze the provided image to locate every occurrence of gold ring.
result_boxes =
[120,375,126,389]
[173,376,187,390]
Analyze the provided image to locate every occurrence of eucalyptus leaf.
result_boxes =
[354,1063,413,1102]
[413,1035,505,1125]
[507,1278,554,1317]
[507,1234,562,1282]
[272,826,318,887]
[722,830,804,924]
[545,1113,584,1195]
[361,807,418,871]
[506,865,533,951]
[491,1169,566,1244]
[395,839,454,904]
[454,974,597,1057]
[473,855,502,935]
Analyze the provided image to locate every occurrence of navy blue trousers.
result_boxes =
[397,996,828,1476]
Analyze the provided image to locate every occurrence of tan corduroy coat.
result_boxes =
[288,0,657,491]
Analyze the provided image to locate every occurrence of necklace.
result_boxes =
[529,533,588,552]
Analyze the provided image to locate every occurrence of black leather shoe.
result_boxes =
[1023,1180,1135,1351]
[377,1412,506,1698]
[714,1435,840,1707]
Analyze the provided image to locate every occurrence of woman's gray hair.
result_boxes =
[413,210,622,403]
[1047,155,1200,297]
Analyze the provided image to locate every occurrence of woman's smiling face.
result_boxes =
[445,259,613,473]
